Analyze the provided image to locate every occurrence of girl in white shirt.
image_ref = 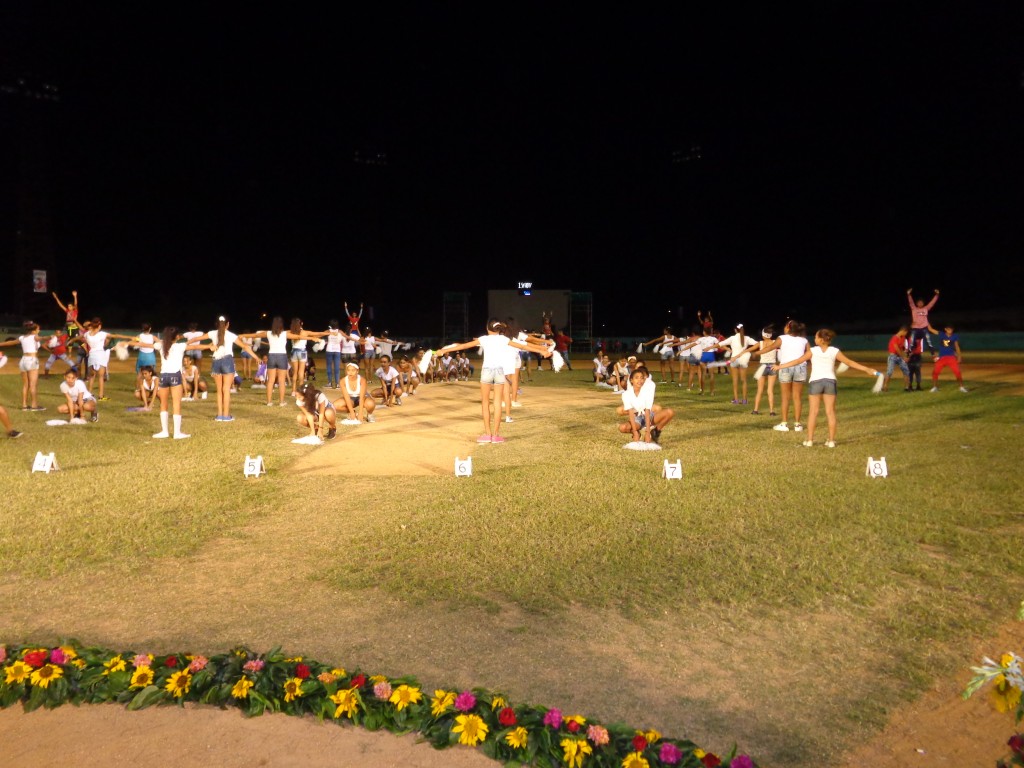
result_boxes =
[189,316,260,422]
[153,327,202,439]
[294,383,339,440]
[250,317,313,407]
[0,323,46,410]
[641,327,678,384]
[81,318,135,402]
[738,325,780,416]
[339,362,376,423]
[57,369,98,422]
[617,368,675,444]
[707,323,757,405]
[759,319,810,432]
[437,319,553,444]
[774,328,879,448]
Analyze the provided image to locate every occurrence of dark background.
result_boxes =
[2,5,1022,338]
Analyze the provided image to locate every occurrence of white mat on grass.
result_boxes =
[340,418,361,426]
[623,441,662,451]
[47,418,88,426]
[291,435,323,445]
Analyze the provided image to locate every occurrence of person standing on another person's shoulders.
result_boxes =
[907,287,939,356]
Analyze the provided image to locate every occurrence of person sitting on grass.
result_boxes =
[253,355,268,388]
[617,367,674,444]
[57,368,99,423]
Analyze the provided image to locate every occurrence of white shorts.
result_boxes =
[20,356,39,372]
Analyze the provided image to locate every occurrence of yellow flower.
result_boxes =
[694,749,706,759]
[284,656,303,663]
[330,687,359,719]
[1000,653,1016,667]
[331,668,346,677]
[622,752,650,768]
[4,661,32,684]
[389,684,423,711]
[231,677,254,699]
[992,675,1023,713]
[103,655,126,675]
[369,674,388,684]
[58,646,78,660]
[561,737,593,768]
[642,729,660,744]
[452,714,489,746]
[283,677,304,702]
[566,714,587,728]
[29,664,63,689]
[506,727,528,750]
[130,667,155,689]
[72,659,87,670]
[431,689,456,716]
[165,671,192,698]
[491,695,507,710]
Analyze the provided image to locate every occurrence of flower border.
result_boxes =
[0,640,755,768]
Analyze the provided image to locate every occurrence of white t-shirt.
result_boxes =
[478,334,511,369]
[86,330,109,360]
[778,334,809,365]
[621,382,655,414]
[721,333,757,366]
[208,329,238,359]
[362,335,376,352]
[326,332,343,354]
[341,334,358,355]
[61,379,94,400]
[809,345,840,382]
[183,331,204,354]
[266,331,288,354]
[376,366,400,384]
[137,333,156,353]
[158,342,187,374]
[20,334,40,354]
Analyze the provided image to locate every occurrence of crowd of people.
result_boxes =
[0,289,973,449]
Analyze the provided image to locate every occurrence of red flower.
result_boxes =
[349,673,367,689]
[498,707,517,726]
[165,655,179,668]
[632,734,648,751]
[700,753,722,768]
[23,650,47,668]
[295,663,311,679]
[1009,733,1024,755]
[567,719,580,733]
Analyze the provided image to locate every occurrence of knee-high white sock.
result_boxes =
[173,414,183,435]
[160,411,169,433]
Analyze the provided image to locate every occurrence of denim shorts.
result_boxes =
[267,353,289,370]
[808,378,837,396]
[291,349,307,362]
[480,366,506,384]
[778,362,807,383]
[212,356,236,375]
[20,356,39,372]
[160,372,183,388]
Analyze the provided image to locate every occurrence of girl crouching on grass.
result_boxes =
[340,361,376,423]
[294,383,338,440]
[617,367,674,443]
[773,328,879,448]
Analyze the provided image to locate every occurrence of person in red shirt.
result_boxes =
[553,328,573,370]
[882,327,912,392]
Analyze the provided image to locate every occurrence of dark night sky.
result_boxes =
[2,5,1022,337]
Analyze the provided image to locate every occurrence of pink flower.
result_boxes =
[188,655,209,673]
[587,724,610,746]
[374,681,393,700]
[49,648,68,665]
[132,654,152,668]
[659,742,682,764]
[0,646,6,664]
[454,691,477,712]
[243,659,265,673]
[729,756,753,768]
[543,708,563,729]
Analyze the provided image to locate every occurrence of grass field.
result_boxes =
[1,350,1022,767]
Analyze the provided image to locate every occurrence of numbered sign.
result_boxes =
[244,455,266,477]
[32,452,60,474]
[865,456,888,479]
[662,459,683,480]
[454,456,473,477]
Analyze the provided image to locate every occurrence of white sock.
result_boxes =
[160,411,169,433]
[173,414,183,435]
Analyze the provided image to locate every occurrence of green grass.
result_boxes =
[1,358,1022,767]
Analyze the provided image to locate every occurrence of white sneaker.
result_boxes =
[930,386,939,393]
[959,386,968,393]
[201,392,207,400]
[794,423,804,432]
[173,432,190,439]
[773,423,790,432]
[504,416,513,423]
[802,440,813,447]
[825,440,836,448]
[152,431,169,439]
[182,397,194,402]
[511,401,522,408]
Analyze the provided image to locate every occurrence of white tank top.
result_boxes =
[344,375,363,398]
[266,331,288,354]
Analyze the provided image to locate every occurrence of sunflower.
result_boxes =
[561,737,593,768]
[231,677,254,699]
[130,667,155,689]
[283,677,304,702]
[4,661,32,685]
[165,671,192,698]
[330,687,359,719]
[29,664,63,689]
[452,714,488,746]
[389,684,423,711]
[505,727,528,750]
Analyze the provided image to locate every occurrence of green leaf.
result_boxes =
[126,685,164,711]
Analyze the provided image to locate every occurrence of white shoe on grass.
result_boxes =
[773,423,790,432]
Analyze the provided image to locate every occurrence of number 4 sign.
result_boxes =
[865,456,888,478]
[32,452,60,473]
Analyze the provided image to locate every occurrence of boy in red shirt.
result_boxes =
[882,327,911,392]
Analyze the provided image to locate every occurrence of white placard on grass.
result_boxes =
[454,456,473,477]
[244,455,266,477]
[32,452,60,473]
[662,459,683,479]
[865,456,888,479]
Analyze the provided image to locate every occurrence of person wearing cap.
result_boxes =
[706,323,757,405]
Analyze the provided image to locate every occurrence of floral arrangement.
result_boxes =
[962,603,1024,767]
[0,640,755,768]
